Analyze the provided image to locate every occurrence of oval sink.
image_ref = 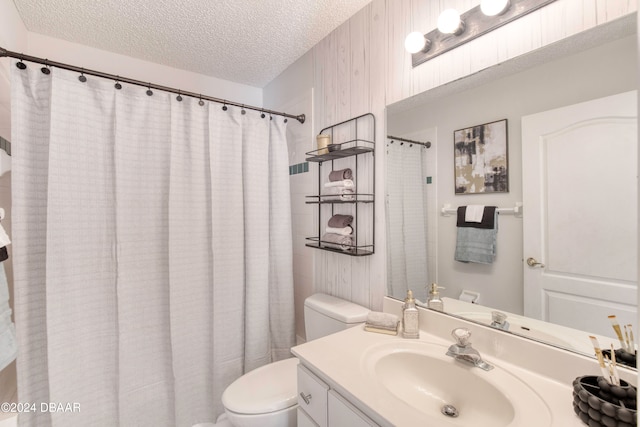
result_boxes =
[362,340,551,426]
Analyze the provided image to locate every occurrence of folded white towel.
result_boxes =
[320,233,353,251]
[323,188,354,201]
[0,223,10,248]
[465,205,485,223]
[324,179,354,188]
[325,225,353,236]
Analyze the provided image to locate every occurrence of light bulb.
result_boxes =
[437,9,462,34]
[404,32,427,54]
[480,0,510,16]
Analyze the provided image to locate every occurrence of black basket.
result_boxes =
[602,349,637,369]
[572,376,637,426]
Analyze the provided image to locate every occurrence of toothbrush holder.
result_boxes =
[572,375,637,426]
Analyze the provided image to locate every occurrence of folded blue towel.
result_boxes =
[455,211,498,264]
[0,262,17,371]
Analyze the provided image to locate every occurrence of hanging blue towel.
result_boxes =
[455,209,498,264]
[0,262,17,371]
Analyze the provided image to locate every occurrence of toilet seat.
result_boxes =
[222,357,299,415]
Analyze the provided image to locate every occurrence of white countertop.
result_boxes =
[292,321,589,427]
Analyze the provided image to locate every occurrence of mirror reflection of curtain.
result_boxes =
[386,140,428,302]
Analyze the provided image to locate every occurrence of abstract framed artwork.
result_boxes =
[454,119,509,194]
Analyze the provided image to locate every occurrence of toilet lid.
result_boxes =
[222,357,299,415]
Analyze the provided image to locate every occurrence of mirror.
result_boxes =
[385,15,637,365]
[0,55,15,404]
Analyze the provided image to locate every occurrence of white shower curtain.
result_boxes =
[386,141,429,302]
[11,64,295,427]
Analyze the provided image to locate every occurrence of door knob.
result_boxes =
[526,257,545,268]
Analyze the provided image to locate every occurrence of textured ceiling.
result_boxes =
[13,0,372,88]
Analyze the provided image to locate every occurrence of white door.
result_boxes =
[522,91,637,337]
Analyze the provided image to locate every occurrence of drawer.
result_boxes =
[297,364,329,427]
[297,407,319,427]
[328,390,379,426]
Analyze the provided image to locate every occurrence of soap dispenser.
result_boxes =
[427,283,444,312]
[402,290,420,339]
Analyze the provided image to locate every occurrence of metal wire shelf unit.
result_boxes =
[305,113,375,256]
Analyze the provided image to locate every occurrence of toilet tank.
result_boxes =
[304,293,370,341]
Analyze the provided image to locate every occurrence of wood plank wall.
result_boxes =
[309,0,637,311]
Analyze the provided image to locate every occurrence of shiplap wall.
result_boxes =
[270,0,637,315]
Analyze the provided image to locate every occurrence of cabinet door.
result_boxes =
[298,407,320,427]
[328,390,378,427]
[297,365,329,427]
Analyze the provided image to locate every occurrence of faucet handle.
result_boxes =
[491,311,507,325]
[451,327,472,346]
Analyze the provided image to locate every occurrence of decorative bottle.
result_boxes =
[427,283,444,312]
[402,290,420,339]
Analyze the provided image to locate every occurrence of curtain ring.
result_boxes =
[78,68,87,82]
[16,55,26,70]
[114,76,122,90]
[240,105,246,115]
[40,59,50,75]
[146,83,153,96]
[198,95,204,106]
[260,109,265,119]
[222,101,228,111]
[176,90,183,102]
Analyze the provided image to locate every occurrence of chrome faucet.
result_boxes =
[446,328,494,371]
[490,311,510,331]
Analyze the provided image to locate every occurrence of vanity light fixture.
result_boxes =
[404,31,431,54]
[407,0,557,67]
[480,0,511,16]
[437,9,465,35]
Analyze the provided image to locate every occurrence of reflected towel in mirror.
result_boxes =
[455,210,498,264]
[465,205,485,222]
[456,206,497,229]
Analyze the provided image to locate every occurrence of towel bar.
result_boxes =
[441,203,523,217]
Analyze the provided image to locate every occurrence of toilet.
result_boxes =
[220,293,370,427]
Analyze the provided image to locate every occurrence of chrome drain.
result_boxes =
[441,404,459,418]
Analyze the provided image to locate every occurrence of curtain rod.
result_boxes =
[387,135,431,148]
[0,46,306,124]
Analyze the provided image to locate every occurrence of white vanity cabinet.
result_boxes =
[328,390,378,426]
[297,364,328,426]
[297,363,379,427]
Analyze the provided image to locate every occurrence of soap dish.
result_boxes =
[572,376,637,426]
